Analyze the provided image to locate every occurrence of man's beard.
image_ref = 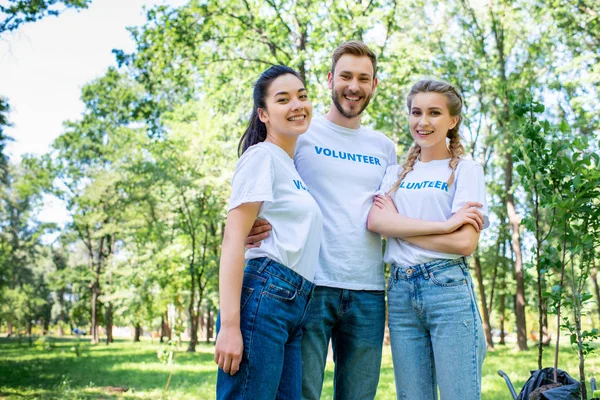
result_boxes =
[331,84,373,119]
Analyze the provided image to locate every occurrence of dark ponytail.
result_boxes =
[238,65,303,156]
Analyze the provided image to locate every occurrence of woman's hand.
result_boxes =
[372,194,398,214]
[445,202,484,233]
[214,326,244,376]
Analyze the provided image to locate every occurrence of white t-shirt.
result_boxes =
[294,116,397,290]
[378,157,489,267]
[228,142,323,281]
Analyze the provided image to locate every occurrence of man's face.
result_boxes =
[328,54,378,119]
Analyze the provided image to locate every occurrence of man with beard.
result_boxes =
[248,41,396,399]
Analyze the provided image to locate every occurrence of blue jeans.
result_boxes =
[387,258,486,400]
[301,286,385,400]
[216,258,315,400]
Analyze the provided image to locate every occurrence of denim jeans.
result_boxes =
[216,257,315,400]
[301,286,385,400]
[387,258,486,400]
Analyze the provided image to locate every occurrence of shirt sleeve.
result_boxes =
[451,161,490,229]
[387,139,398,167]
[376,165,401,196]
[228,147,274,212]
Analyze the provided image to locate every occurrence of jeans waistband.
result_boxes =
[246,257,315,296]
[392,257,468,281]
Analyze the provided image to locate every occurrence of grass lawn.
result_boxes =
[1,336,598,399]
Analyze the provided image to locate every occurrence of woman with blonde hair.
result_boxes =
[368,80,488,399]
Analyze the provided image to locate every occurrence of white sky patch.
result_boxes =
[0,0,186,226]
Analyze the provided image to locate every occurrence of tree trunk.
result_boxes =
[105,302,113,344]
[90,281,100,344]
[160,315,165,343]
[499,293,506,345]
[187,271,198,352]
[473,252,494,349]
[41,317,48,335]
[57,313,65,336]
[7,320,13,337]
[187,309,198,352]
[206,308,213,343]
[506,163,527,351]
[199,311,205,341]
[542,301,551,346]
[574,290,587,400]
[166,311,172,340]
[134,323,142,342]
[592,263,600,324]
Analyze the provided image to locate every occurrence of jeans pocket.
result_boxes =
[470,282,484,325]
[429,264,467,287]
[241,286,254,311]
[263,281,298,301]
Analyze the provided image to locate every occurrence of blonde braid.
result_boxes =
[386,144,421,195]
[446,130,465,187]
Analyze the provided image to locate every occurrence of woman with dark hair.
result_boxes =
[214,65,323,399]
[368,80,488,399]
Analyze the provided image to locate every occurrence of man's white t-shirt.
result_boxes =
[294,116,397,290]
[378,158,489,267]
[229,142,323,281]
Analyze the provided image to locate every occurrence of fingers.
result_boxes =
[253,219,270,228]
[465,208,484,230]
[465,218,481,233]
[248,223,272,236]
[230,354,242,375]
[473,209,484,230]
[244,231,269,246]
[373,199,393,211]
[373,195,396,209]
[222,356,232,375]
[463,201,483,209]
[215,352,241,376]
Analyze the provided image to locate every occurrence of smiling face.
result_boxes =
[258,73,312,138]
[409,92,459,158]
[328,54,378,120]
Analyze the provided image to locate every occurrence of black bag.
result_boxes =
[516,368,581,400]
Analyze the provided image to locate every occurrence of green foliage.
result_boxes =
[513,95,600,391]
[0,97,12,185]
[35,335,55,351]
[0,0,92,34]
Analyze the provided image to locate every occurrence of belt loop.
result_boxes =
[395,265,399,281]
[258,257,270,273]
[421,263,430,280]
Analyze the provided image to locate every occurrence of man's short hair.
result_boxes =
[331,41,378,77]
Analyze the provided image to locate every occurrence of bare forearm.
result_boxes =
[218,203,262,328]
[218,234,246,329]
[367,206,449,238]
[403,225,480,256]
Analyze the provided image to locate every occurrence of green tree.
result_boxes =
[0,98,12,186]
[0,158,52,336]
[50,68,144,344]
[0,0,92,33]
